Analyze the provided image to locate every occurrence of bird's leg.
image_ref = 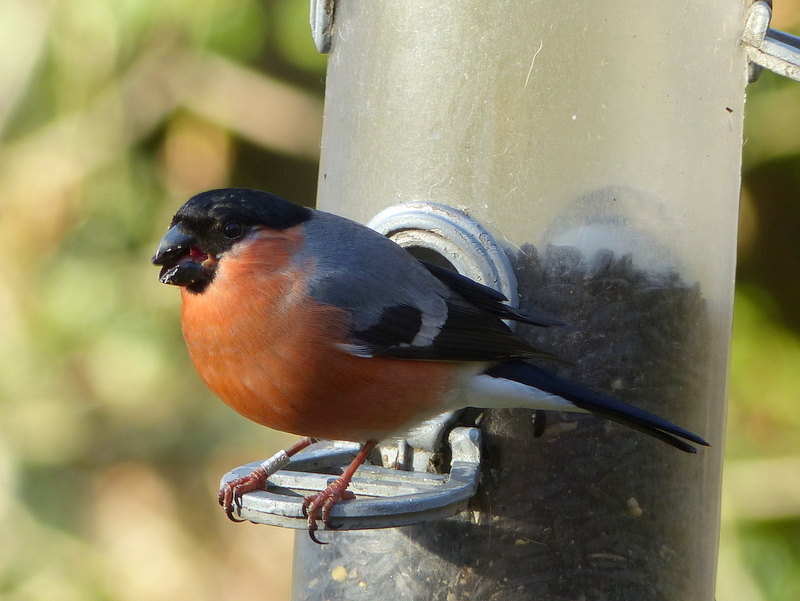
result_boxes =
[303,440,378,540]
[218,436,319,521]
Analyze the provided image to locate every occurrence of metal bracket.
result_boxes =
[743,1,800,83]
[309,0,335,54]
[220,427,481,530]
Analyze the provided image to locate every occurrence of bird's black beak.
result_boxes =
[152,225,210,289]
[152,225,195,266]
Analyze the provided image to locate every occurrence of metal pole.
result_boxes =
[296,1,747,599]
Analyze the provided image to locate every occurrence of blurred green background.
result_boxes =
[0,1,798,600]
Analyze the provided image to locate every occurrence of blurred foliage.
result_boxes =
[0,1,799,600]
[0,1,321,600]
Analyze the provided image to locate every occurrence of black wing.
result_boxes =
[418,261,574,328]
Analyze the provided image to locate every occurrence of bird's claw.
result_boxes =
[308,531,326,544]
[218,466,269,522]
[302,477,356,543]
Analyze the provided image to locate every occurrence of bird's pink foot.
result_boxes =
[302,476,357,542]
[218,466,269,522]
[218,437,318,522]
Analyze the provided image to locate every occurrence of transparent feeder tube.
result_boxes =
[297,1,747,600]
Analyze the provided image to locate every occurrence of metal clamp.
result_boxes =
[220,427,481,530]
[743,1,800,83]
[309,0,335,54]
[367,201,519,307]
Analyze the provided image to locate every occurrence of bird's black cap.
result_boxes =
[174,188,312,232]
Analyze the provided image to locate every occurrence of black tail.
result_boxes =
[485,360,709,453]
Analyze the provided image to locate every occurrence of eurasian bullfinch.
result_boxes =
[152,188,708,538]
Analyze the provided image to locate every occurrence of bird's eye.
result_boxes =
[222,222,243,239]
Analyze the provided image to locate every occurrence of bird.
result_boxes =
[152,187,708,540]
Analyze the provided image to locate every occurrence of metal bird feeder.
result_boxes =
[220,1,800,599]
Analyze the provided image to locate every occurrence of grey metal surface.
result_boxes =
[220,427,481,531]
